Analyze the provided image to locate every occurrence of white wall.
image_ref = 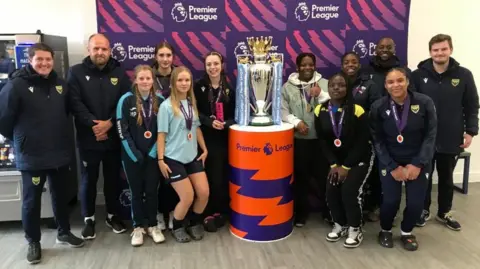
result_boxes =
[0,0,479,183]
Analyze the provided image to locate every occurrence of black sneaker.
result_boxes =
[294,216,306,227]
[400,234,419,251]
[436,212,461,231]
[416,210,430,227]
[56,232,85,248]
[106,215,127,234]
[203,216,217,233]
[378,231,394,248]
[27,242,41,264]
[344,227,363,248]
[82,219,96,240]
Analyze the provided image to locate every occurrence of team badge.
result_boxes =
[56,85,63,94]
[451,79,460,87]
[32,177,40,185]
[226,88,230,95]
[381,169,387,176]
[111,77,119,86]
[410,105,419,114]
[28,86,34,93]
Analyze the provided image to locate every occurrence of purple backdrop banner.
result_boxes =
[97,0,411,80]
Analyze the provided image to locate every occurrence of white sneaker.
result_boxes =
[157,213,166,230]
[344,227,363,248]
[148,226,166,243]
[130,227,145,247]
[168,212,174,230]
[326,223,347,242]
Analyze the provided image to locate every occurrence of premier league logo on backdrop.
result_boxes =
[111,43,127,62]
[352,40,368,58]
[172,3,188,22]
[295,2,310,21]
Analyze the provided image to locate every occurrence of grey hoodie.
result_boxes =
[281,72,330,139]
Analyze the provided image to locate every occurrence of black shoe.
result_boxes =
[82,219,96,240]
[56,232,85,248]
[203,216,217,233]
[378,231,394,248]
[326,223,347,242]
[213,213,227,228]
[436,212,461,231]
[187,224,205,240]
[416,210,430,227]
[294,216,306,227]
[27,242,41,264]
[400,234,419,251]
[106,215,127,234]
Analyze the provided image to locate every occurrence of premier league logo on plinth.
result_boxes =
[235,36,284,126]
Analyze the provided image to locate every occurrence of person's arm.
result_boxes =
[67,68,96,127]
[281,84,301,127]
[343,105,370,169]
[314,105,338,167]
[193,82,215,128]
[110,71,132,123]
[369,101,399,172]
[367,81,382,109]
[411,97,437,167]
[147,96,164,159]
[0,81,20,140]
[116,94,143,162]
[156,101,170,161]
[463,70,479,137]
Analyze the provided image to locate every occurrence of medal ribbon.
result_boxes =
[328,103,345,139]
[180,100,193,130]
[390,95,410,134]
[141,96,153,130]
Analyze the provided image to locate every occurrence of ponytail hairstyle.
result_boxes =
[170,66,198,117]
[203,51,230,103]
[132,64,159,126]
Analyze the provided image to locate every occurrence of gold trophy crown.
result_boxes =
[247,36,272,55]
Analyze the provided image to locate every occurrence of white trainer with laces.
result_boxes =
[148,226,166,243]
[131,227,145,247]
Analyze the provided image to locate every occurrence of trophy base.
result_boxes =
[249,115,274,126]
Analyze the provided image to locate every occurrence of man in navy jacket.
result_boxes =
[68,34,130,239]
[0,43,84,264]
[412,34,479,231]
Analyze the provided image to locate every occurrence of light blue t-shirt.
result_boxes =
[157,98,201,164]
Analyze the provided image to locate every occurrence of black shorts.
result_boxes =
[164,157,204,183]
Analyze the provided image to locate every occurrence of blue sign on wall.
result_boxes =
[14,45,32,69]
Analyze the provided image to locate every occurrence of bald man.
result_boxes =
[361,37,413,97]
[68,33,130,239]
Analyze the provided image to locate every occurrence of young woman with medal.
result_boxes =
[314,73,373,248]
[152,41,177,230]
[157,66,209,243]
[116,65,165,246]
[341,51,383,222]
[370,68,437,251]
[193,51,235,233]
[281,52,330,227]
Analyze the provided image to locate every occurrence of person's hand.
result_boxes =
[310,85,322,97]
[96,133,108,141]
[328,167,339,185]
[158,160,172,179]
[92,120,113,136]
[460,133,473,148]
[337,166,349,183]
[296,121,309,135]
[197,150,208,167]
[212,120,225,130]
[390,166,407,181]
[405,164,421,180]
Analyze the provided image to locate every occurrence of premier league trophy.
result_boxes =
[235,36,284,126]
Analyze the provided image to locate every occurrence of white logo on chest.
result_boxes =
[28,86,34,93]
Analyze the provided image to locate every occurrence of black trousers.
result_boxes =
[380,164,430,232]
[122,157,160,228]
[327,155,373,228]
[80,149,121,218]
[363,157,382,211]
[424,153,457,215]
[293,138,328,219]
[21,165,71,243]
[204,143,229,216]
